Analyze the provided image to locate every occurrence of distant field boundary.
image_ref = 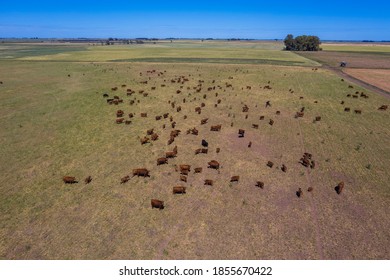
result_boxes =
[109,57,312,66]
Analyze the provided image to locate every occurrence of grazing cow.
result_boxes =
[163,113,169,118]
[242,105,249,112]
[84,176,92,184]
[132,168,150,177]
[140,137,149,145]
[120,175,130,184]
[341,101,344,105]
[155,115,162,120]
[216,148,220,153]
[335,181,344,194]
[310,160,315,169]
[173,186,186,194]
[157,157,168,165]
[116,110,124,117]
[307,187,314,192]
[116,118,125,124]
[295,112,304,118]
[167,136,175,145]
[238,129,245,137]
[265,101,271,107]
[180,175,187,182]
[141,113,147,117]
[201,102,205,107]
[179,165,191,173]
[354,109,362,114]
[344,107,350,112]
[195,148,202,155]
[194,167,202,173]
[176,106,182,112]
[103,93,109,98]
[63,176,77,184]
[296,188,303,198]
[201,118,208,125]
[166,151,177,158]
[281,164,287,172]
[151,133,158,141]
[230,176,239,182]
[195,107,201,113]
[201,148,208,154]
[276,110,280,115]
[170,129,181,138]
[255,181,264,189]
[267,161,274,168]
[210,125,222,131]
[201,139,208,147]
[208,160,220,170]
[204,179,213,186]
[378,105,388,111]
[252,124,259,129]
[259,116,265,120]
[151,199,164,210]
[248,141,252,148]
[128,113,134,118]
[147,128,154,135]
[269,119,274,126]
[315,116,321,122]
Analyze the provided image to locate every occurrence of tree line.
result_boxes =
[284,34,321,51]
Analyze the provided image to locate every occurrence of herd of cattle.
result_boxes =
[63,68,388,210]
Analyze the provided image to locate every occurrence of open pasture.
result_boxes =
[0,43,389,259]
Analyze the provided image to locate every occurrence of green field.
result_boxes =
[0,42,389,259]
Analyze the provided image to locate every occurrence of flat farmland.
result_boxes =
[0,42,389,260]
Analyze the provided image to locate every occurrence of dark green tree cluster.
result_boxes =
[284,34,322,51]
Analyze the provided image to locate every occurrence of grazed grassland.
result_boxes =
[0,43,389,260]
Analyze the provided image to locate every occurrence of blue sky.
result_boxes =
[0,1,389,40]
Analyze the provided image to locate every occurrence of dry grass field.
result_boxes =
[0,42,389,260]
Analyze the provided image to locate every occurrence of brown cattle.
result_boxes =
[157,157,168,165]
[255,181,264,189]
[120,175,130,184]
[201,148,208,154]
[116,110,124,117]
[238,129,245,137]
[252,124,259,129]
[307,187,314,192]
[296,188,303,198]
[63,176,77,184]
[155,115,162,120]
[194,167,202,173]
[259,116,265,120]
[141,113,147,117]
[281,164,287,172]
[315,116,321,122]
[195,148,202,155]
[140,137,149,145]
[269,119,274,126]
[335,181,344,194]
[151,199,164,210]
[208,160,220,170]
[267,161,274,168]
[265,101,271,107]
[230,176,239,182]
[211,125,222,131]
[167,136,175,145]
[84,176,92,184]
[344,107,350,112]
[116,118,125,124]
[147,128,154,135]
[166,151,177,158]
[170,129,181,138]
[204,179,213,186]
[151,133,158,141]
[179,165,191,173]
[163,113,169,118]
[276,110,280,115]
[310,160,315,169]
[378,105,388,111]
[201,118,208,125]
[354,109,362,114]
[248,141,252,148]
[125,120,131,125]
[180,175,187,182]
[132,168,150,177]
[173,186,186,194]
[216,148,220,153]
[295,112,304,118]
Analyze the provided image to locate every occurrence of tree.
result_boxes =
[284,34,321,51]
